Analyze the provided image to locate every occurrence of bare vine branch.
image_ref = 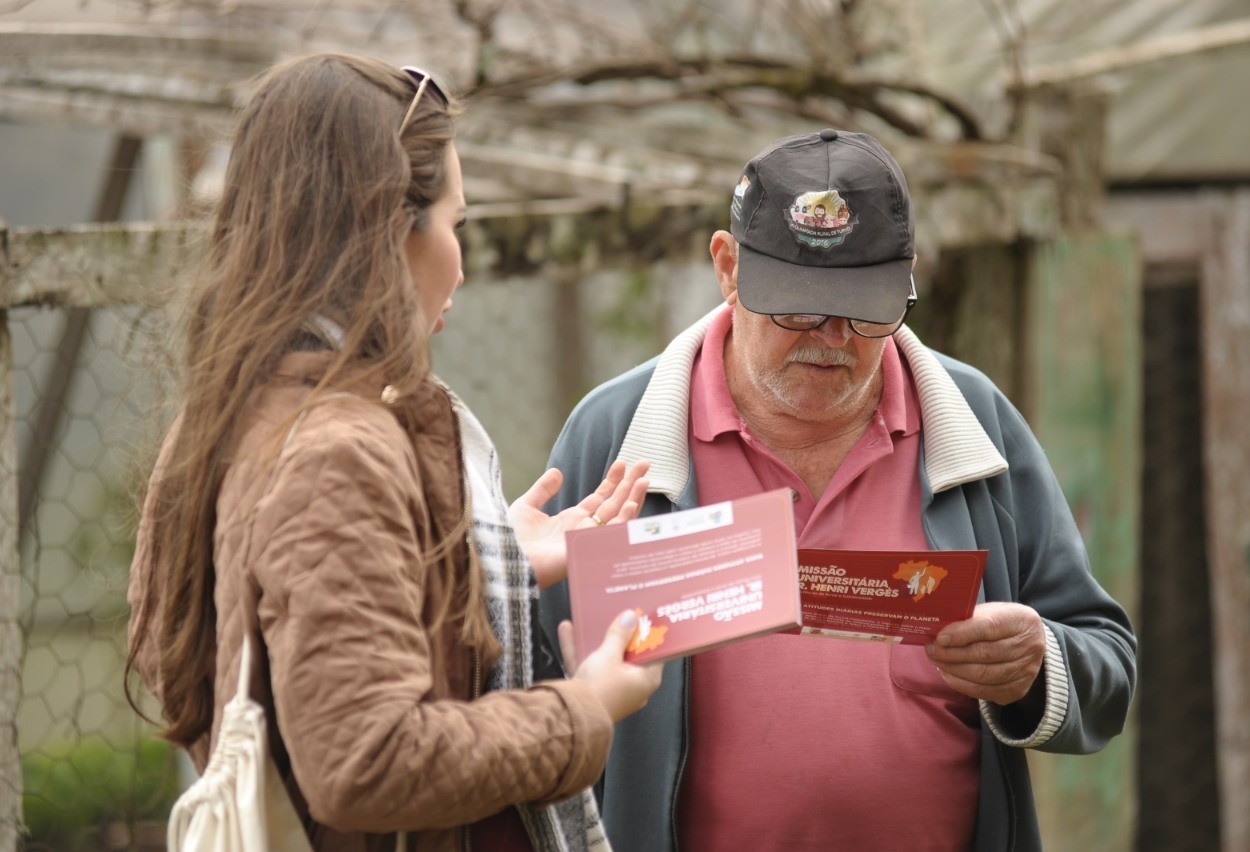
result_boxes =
[2,0,995,146]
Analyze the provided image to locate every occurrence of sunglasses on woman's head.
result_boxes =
[399,66,449,132]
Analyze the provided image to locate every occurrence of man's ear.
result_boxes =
[710,230,740,303]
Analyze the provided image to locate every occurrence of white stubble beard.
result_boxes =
[748,344,864,416]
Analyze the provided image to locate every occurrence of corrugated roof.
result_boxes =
[909,1,1250,182]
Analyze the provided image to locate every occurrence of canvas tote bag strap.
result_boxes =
[232,578,314,852]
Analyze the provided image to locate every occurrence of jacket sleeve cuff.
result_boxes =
[530,679,614,805]
[980,622,1068,748]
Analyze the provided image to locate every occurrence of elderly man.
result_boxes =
[540,128,1136,852]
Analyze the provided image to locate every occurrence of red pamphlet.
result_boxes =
[565,488,801,666]
[789,548,987,644]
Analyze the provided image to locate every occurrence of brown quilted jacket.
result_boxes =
[128,352,613,851]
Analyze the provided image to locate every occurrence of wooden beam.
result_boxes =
[0,22,281,62]
[0,222,202,310]
[1023,18,1250,87]
[0,87,235,138]
[0,23,275,134]
[1106,193,1211,266]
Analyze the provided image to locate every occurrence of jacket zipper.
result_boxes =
[997,737,1016,851]
[669,658,692,852]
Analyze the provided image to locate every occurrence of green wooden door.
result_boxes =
[1023,234,1141,852]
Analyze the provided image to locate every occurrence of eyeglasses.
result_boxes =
[768,276,918,338]
[399,66,449,132]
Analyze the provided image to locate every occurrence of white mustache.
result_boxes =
[787,346,857,368]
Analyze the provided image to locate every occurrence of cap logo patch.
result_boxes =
[730,175,750,220]
[787,189,855,249]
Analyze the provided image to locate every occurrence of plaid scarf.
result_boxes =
[452,393,611,852]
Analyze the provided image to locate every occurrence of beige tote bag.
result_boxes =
[165,633,313,852]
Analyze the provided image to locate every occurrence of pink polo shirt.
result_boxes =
[678,306,980,852]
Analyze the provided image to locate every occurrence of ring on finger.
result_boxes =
[590,513,606,526]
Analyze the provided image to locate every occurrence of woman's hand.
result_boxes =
[509,460,650,589]
[559,610,663,723]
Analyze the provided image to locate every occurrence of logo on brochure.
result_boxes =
[892,560,950,602]
[626,609,668,655]
[627,500,734,545]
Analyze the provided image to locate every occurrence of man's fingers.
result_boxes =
[929,636,1021,665]
[932,658,1021,687]
[936,614,1009,648]
[933,663,1035,705]
[936,602,1039,648]
[627,473,650,507]
[582,462,651,524]
[516,467,564,511]
[606,499,641,526]
[574,461,625,517]
[593,460,627,500]
[601,478,649,524]
[927,627,1045,704]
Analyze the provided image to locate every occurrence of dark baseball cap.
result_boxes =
[730,128,915,324]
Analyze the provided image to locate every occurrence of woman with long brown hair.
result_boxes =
[126,53,660,851]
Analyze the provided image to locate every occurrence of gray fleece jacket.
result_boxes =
[539,307,1136,852]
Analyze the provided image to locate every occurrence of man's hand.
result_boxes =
[925,602,1047,706]
[509,460,650,589]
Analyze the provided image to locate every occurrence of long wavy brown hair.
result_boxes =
[125,53,499,747]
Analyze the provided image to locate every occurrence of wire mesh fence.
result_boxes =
[14,303,179,851]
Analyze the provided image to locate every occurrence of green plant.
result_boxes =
[22,735,179,850]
